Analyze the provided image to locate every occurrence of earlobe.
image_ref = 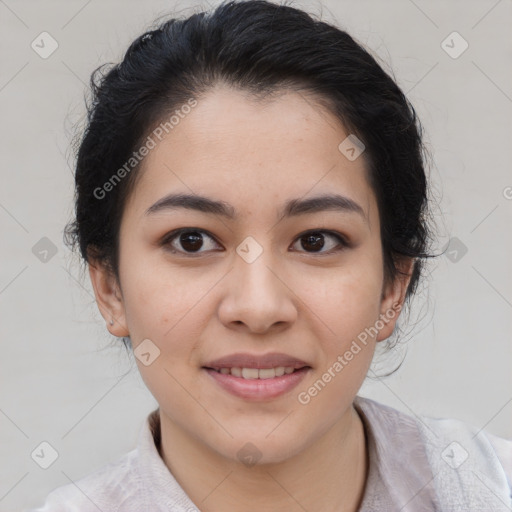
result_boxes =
[376,258,415,342]
[88,260,130,337]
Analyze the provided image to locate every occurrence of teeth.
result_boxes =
[214,366,301,379]
[242,368,259,379]
[231,367,242,377]
[258,368,276,379]
[274,366,285,377]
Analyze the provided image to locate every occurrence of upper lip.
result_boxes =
[203,352,311,370]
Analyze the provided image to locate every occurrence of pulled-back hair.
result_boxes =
[65,0,435,314]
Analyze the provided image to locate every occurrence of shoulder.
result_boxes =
[26,409,191,512]
[418,412,512,496]
[486,430,512,482]
[355,395,512,510]
[412,406,512,481]
[26,449,140,512]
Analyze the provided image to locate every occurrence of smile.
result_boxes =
[202,366,311,400]
[207,366,304,379]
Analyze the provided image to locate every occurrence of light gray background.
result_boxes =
[1,0,511,510]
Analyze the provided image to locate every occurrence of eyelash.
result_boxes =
[160,228,350,256]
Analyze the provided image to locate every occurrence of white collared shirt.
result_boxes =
[27,396,512,511]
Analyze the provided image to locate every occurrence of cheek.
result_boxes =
[123,264,210,408]
[295,256,384,340]
[120,255,211,336]
[120,262,220,400]
[292,267,382,421]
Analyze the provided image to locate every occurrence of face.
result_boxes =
[90,84,409,465]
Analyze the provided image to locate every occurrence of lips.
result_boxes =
[203,366,311,400]
[202,352,311,370]
[202,352,312,400]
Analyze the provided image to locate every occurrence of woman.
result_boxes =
[30,0,512,510]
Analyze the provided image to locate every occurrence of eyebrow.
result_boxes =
[144,192,367,222]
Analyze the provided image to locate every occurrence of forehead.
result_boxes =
[124,85,377,226]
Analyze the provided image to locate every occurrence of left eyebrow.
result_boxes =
[281,194,367,222]
[144,192,367,222]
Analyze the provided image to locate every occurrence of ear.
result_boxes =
[88,259,130,337]
[376,257,415,342]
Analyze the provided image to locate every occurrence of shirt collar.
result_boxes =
[136,408,200,511]
[354,396,440,511]
[136,398,440,511]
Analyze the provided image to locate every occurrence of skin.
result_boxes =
[89,84,413,512]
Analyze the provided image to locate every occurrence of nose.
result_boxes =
[217,248,298,334]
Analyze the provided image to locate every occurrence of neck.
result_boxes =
[159,405,368,512]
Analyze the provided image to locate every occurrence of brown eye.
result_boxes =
[161,228,348,256]
[301,233,325,252]
[292,231,348,254]
[163,229,221,254]
[178,231,204,252]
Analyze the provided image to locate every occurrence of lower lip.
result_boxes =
[203,367,311,401]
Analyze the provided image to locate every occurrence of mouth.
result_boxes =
[202,365,311,401]
[201,352,312,400]
[203,366,309,379]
